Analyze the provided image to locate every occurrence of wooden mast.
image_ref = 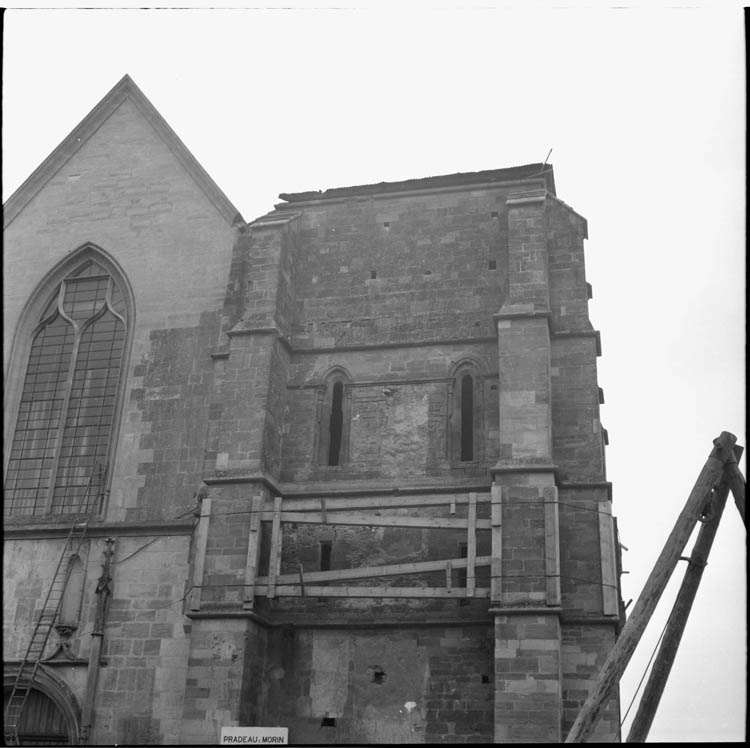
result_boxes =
[564,431,738,743]
[626,444,743,742]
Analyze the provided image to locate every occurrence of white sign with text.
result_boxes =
[219,727,288,745]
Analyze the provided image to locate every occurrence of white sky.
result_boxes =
[2,1,746,742]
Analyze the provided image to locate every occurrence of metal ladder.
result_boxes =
[4,468,104,746]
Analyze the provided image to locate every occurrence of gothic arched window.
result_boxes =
[4,251,131,519]
[450,361,484,464]
[317,370,351,467]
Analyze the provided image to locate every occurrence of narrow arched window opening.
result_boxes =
[328,381,344,466]
[460,374,474,461]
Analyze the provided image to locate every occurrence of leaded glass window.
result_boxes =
[5,259,128,518]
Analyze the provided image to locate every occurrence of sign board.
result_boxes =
[220,727,288,745]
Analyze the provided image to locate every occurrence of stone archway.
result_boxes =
[4,667,80,745]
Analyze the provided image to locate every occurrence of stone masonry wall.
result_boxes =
[256,625,495,744]
[3,95,236,523]
[282,188,512,349]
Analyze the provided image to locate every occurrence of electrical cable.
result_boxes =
[619,605,674,728]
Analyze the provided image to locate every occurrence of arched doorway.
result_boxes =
[4,680,78,745]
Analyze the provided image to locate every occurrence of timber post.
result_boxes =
[565,431,738,743]
[626,444,744,742]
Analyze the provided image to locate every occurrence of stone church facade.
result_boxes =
[3,76,623,744]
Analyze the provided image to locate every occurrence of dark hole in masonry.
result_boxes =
[321,717,336,727]
[320,541,332,571]
[488,260,497,269]
[368,665,387,684]
[482,674,491,684]
[383,221,390,228]
[370,270,377,279]
[491,211,498,218]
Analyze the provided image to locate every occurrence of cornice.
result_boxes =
[3,518,195,541]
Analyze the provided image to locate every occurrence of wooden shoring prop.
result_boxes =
[466,493,477,597]
[267,496,283,599]
[190,498,211,611]
[723,449,746,527]
[264,492,489,512]
[565,431,738,743]
[253,585,492,598]
[259,510,492,530]
[626,444,744,743]
[490,484,502,604]
[256,555,492,586]
[297,562,306,597]
[243,494,263,610]
[598,500,618,615]
[544,485,561,606]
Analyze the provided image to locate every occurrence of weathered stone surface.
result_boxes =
[3,78,618,744]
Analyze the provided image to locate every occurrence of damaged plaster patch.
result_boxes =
[310,634,351,718]
[210,633,238,661]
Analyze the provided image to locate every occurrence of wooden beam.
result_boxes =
[490,484,502,604]
[267,496,282,600]
[626,450,740,743]
[544,486,561,607]
[724,459,746,527]
[256,555,492,585]
[253,585,492,598]
[189,498,211,612]
[565,431,738,743]
[297,562,306,597]
[598,500,618,616]
[263,493,490,512]
[242,494,263,610]
[260,510,492,530]
[466,492,477,597]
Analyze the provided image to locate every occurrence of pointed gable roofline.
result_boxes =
[3,75,243,229]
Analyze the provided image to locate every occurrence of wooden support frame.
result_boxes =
[466,492,477,597]
[189,498,211,612]
[256,555,492,586]
[267,496,283,599]
[239,490,496,605]
[253,585,492,598]
[490,484,502,604]
[544,485,561,607]
[565,431,738,743]
[259,510,492,530]
[243,494,263,610]
[263,493,485,512]
[598,500,619,616]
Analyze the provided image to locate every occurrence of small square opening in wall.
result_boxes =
[488,260,497,270]
[491,211,498,219]
[370,270,377,279]
[321,717,336,727]
[383,221,390,228]
[482,674,491,684]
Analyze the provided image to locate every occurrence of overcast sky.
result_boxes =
[2,1,746,742]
